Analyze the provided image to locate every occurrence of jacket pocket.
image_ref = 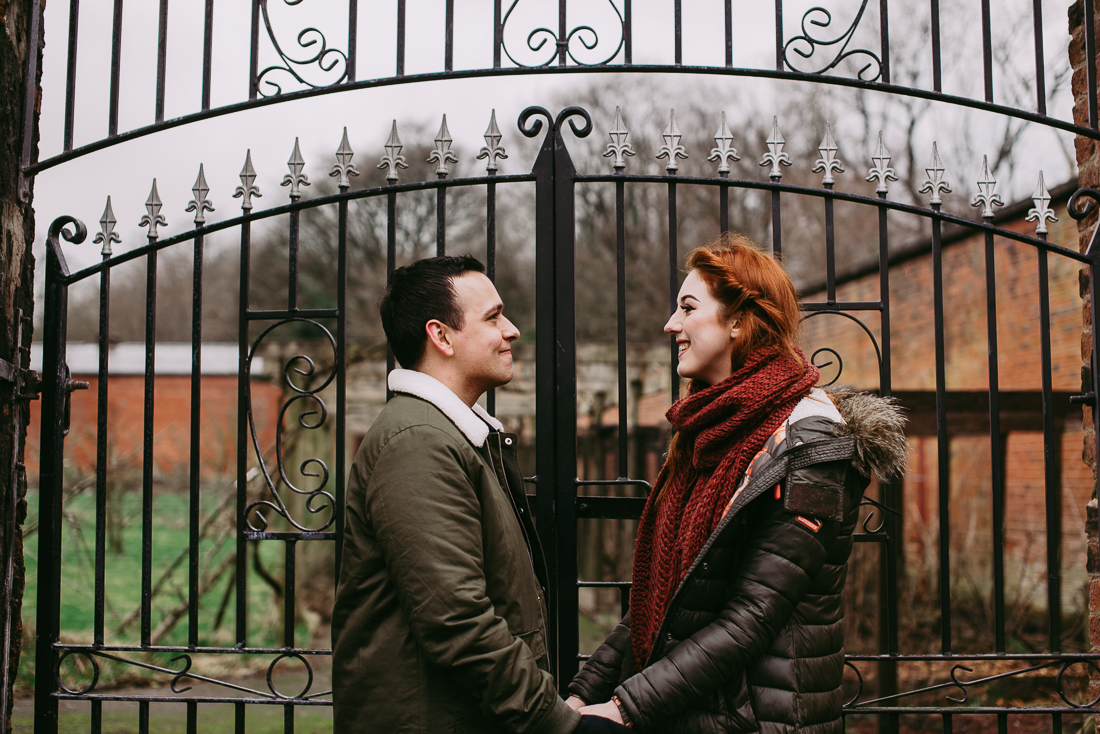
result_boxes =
[720,671,759,733]
[516,628,549,670]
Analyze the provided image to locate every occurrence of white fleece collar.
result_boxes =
[387,369,503,447]
[787,387,846,426]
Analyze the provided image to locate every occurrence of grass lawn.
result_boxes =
[19,485,329,698]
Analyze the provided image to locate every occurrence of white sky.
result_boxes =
[30,0,1080,276]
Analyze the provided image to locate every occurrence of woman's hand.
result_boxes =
[579,701,624,724]
[566,695,587,711]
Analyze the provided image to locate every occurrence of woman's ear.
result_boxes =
[729,312,742,340]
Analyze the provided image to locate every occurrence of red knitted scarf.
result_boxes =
[629,347,818,670]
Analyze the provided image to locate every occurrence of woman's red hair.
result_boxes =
[663,233,805,481]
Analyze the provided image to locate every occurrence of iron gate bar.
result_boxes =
[189,215,204,648]
[107,0,123,137]
[140,246,157,646]
[36,216,87,731]
[93,228,110,649]
[25,66,1100,178]
[62,0,78,151]
[202,0,213,110]
[1031,0,1046,116]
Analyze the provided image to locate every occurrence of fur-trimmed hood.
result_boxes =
[826,387,909,482]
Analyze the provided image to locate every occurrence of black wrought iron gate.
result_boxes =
[21,0,1100,732]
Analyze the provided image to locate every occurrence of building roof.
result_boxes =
[800,179,1078,294]
[29,342,264,376]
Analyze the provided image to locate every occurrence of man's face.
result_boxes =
[449,272,520,393]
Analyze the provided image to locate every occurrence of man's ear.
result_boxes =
[424,319,455,357]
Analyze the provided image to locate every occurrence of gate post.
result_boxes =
[1069,0,1100,712]
[34,216,86,734]
[524,106,591,690]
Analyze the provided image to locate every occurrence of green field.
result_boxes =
[17,485,332,731]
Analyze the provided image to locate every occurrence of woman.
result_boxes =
[566,235,907,732]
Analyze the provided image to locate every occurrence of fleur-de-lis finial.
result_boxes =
[602,106,636,172]
[185,163,215,225]
[812,122,845,186]
[865,131,898,195]
[428,115,459,178]
[919,142,952,206]
[759,116,792,180]
[233,149,262,212]
[477,109,508,174]
[971,155,1004,219]
[330,127,361,190]
[377,120,409,183]
[656,109,688,173]
[139,179,167,240]
[1026,171,1058,236]
[707,111,740,176]
[281,138,311,201]
[93,196,120,257]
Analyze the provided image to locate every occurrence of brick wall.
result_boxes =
[1,0,38,727]
[800,195,1094,627]
[1069,0,1100,706]
[23,376,283,481]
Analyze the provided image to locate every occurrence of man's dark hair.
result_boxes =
[379,254,486,368]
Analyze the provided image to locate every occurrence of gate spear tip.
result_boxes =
[94,196,120,257]
[234,150,262,212]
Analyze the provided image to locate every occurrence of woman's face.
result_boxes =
[664,269,740,386]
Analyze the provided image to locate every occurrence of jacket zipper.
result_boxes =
[642,444,803,667]
[488,433,551,639]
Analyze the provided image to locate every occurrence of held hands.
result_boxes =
[566,696,586,711]
[578,701,624,724]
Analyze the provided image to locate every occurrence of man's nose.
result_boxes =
[502,316,520,341]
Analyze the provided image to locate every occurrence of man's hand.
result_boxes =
[579,701,624,724]
[566,696,586,711]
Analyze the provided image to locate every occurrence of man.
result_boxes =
[332,255,582,733]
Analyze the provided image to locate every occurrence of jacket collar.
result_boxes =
[387,368,503,447]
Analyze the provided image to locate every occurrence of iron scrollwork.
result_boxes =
[518,105,593,141]
[501,0,624,68]
[245,319,337,533]
[256,0,348,98]
[844,658,1100,710]
[55,647,332,702]
[783,1,883,82]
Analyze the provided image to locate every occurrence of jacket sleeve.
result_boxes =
[567,613,632,705]
[613,496,841,731]
[367,425,579,734]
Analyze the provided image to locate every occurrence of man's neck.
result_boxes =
[414,364,481,407]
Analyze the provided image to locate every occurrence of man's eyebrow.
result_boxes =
[482,302,503,318]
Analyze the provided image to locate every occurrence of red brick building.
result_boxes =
[24,343,282,481]
[800,181,1091,614]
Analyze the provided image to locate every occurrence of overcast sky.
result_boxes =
[30,0,1078,278]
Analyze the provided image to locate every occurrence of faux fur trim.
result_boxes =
[387,369,503,447]
[826,386,910,481]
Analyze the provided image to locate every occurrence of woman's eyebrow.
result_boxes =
[679,294,698,304]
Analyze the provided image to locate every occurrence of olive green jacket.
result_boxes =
[332,368,580,734]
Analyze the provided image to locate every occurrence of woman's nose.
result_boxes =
[664,313,680,334]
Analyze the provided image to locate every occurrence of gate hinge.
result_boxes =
[0,357,41,401]
[1070,392,1096,406]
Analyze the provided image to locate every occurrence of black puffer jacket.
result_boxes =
[569,390,907,733]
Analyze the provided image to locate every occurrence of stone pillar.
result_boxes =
[1069,0,1100,712]
[0,0,40,731]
